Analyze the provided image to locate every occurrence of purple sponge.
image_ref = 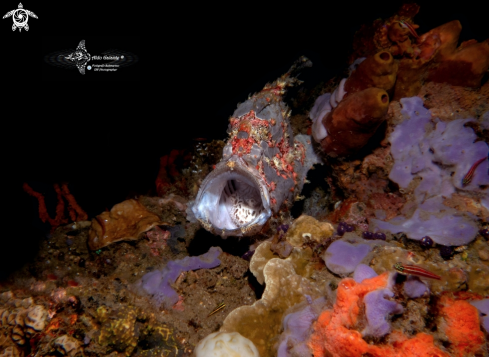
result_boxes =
[134,246,222,309]
[403,275,429,298]
[322,240,371,276]
[470,299,489,333]
[374,96,488,246]
[277,296,327,357]
[362,288,404,338]
[371,196,479,246]
[353,264,378,283]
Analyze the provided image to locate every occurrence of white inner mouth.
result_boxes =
[193,167,270,233]
[221,178,263,227]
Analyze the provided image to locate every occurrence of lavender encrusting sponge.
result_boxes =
[371,96,486,246]
[362,289,404,338]
[133,246,222,309]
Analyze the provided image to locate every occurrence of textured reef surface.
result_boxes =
[3,3,489,357]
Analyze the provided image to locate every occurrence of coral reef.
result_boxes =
[88,198,166,250]
[12,5,489,356]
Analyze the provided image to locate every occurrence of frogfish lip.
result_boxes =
[191,156,271,237]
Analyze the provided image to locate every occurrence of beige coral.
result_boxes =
[0,292,48,347]
[285,215,334,247]
[54,335,82,357]
[221,258,327,357]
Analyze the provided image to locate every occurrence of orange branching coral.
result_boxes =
[437,294,485,357]
[23,183,88,233]
[309,273,453,357]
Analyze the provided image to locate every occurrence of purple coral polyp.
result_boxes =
[480,228,489,240]
[420,236,434,248]
[278,224,289,237]
[337,223,346,236]
[439,246,454,260]
[362,231,374,240]
[373,232,386,241]
[345,223,355,232]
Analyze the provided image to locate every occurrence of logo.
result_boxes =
[64,40,91,75]
[3,3,38,32]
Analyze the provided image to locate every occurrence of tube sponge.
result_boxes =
[321,87,389,157]
[133,246,222,309]
[344,51,398,95]
[193,331,260,357]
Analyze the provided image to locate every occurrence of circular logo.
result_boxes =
[87,66,92,70]
[12,9,28,27]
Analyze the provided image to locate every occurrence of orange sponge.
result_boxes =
[309,273,454,357]
[437,295,485,357]
[309,273,390,357]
